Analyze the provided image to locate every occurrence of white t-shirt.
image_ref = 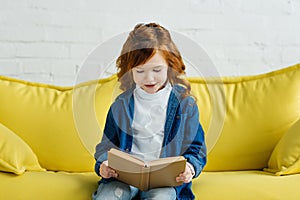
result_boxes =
[131,82,172,161]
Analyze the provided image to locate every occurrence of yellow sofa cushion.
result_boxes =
[193,171,300,200]
[0,75,118,172]
[0,171,98,200]
[264,119,300,175]
[188,63,300,171]
[0,123,44,175]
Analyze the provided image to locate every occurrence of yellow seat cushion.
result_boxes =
[193,171,300,200]
[264,119,300,175]
[0,123,44,175]
[0,171,98,200]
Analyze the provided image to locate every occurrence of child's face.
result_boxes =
[132,52,168,94]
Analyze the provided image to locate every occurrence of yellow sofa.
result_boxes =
[1,63,300,200]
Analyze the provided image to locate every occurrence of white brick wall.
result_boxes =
[0,0,299,85]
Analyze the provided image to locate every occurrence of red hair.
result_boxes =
[116,23,191,97]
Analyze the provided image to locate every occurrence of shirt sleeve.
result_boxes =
[94,107,119,175]
[181,97,207,178]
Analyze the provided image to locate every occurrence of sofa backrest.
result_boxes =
[0,75,119,172]
[191,63,300,171]
[0,63,300,172]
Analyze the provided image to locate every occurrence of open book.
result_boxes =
[108,148,186,191]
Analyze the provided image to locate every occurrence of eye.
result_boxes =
[135,70,144,73]
[153,69,161,72]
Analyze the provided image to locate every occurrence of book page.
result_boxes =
[109,149,145,166]
[149,158,186,188]
[148,156,186,167]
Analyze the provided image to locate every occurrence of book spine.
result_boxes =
[140,166,150,191]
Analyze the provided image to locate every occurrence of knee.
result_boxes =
[141,187,176,200]
[93,181,132,200]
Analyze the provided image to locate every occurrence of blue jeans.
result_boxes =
[93,180,176,200]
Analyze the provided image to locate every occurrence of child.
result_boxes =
[93,22,206,200]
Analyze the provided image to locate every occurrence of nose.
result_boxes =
[144,72,155,82]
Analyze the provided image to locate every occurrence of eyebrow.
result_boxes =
[135,64,166,69]
[153,65,165,68]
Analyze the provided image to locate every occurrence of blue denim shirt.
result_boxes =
[94,84,207,200]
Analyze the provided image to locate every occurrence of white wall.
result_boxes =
[0,0,300,85]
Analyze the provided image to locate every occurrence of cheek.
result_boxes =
[132,73,142,85]
[159,70,168,82]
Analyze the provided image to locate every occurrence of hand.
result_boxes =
[176,162,194,183]
[99,160,118,179]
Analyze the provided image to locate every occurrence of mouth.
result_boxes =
[144,84,156,88]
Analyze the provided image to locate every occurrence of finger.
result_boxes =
[101,166,117,178]
[102,171,114,179]
[176,173,185,180]
[101,163,116,173]
[109,172,118,177]
[183,168,191,176]
[176,177,184,182]
[183,174,193,183]
[107,168,116,173]
[176,174,187,182]
[178,172,192,183]
[100,166,110,178]
[100,171,108,178]
[182,171,192,180]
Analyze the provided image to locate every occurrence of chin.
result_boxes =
[143,88,157,94]
[145,90,156,94]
